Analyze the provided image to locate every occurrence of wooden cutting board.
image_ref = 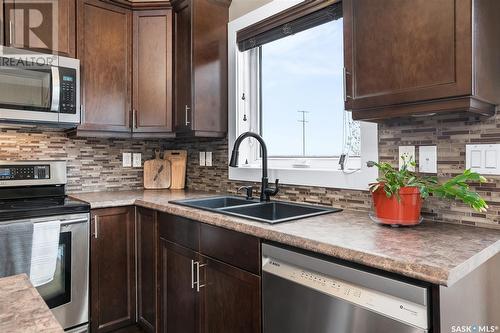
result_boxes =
[144,150,171,189]
[164,150,187,190]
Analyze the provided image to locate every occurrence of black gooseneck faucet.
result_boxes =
[229,131,279,202]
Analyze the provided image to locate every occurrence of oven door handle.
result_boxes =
[60,217,88,226]
[50,66,61,112]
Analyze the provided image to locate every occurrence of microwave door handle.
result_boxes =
[50,67,60,112]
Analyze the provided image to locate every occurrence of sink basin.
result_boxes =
[221,201,341,224]
[170,196,341,224]
[171,196,257,209]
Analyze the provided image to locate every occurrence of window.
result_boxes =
[261,19,354,159]
[228,0,378,190]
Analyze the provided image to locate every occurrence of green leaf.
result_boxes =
[367,156,488,212]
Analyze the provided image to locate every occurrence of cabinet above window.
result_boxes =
[344,0,500,121]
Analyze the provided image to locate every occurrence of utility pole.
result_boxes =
[297,110,309,156]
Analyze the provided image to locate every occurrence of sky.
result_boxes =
[261,18,346,157]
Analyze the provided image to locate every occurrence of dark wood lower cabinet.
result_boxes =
[160,239,200,333]
[200,255,261,333]
[136,207,159,332]
[91,209,261,333]
[158,212,261,333]
[91,206,136,333]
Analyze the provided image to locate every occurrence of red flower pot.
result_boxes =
[372,185,422,226]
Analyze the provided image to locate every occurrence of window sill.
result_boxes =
[228,164,377,191]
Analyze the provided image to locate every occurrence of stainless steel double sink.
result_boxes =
[170,196,342,224]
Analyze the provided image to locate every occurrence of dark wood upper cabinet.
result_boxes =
[160,239,200,333]
[76,0,132,136]
[90,206,136,333]
[136,207,159,333]
[172,0,230,137]
[3,0,76,57]
[344,0,500,121]
[199,255,261,333]
[132,9,174,138]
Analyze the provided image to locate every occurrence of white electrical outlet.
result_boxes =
[199,152,206,166]
[122,152,132,167]
[206,152,213,166]
[419,146,437,173]
[399,146,415,171]
[132,153,142,168]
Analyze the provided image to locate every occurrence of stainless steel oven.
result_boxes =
[0,46,80,125]
[33,213,89,332]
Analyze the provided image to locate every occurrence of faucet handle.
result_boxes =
[265,179,280,197]
[238,185,254,200]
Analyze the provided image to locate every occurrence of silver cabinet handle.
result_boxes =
[9,20,13,46]
[94,216,99,239]
[191,259,195,289]
[343,67,352,102]
[195,261,207,292]
[132,109,138,129]
[185,105,191,126]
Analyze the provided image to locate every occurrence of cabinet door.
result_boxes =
[137,207,158,332]
[199,255,261,333]
[173,0,193,133]
[90,206,136,333]
[191,0,228,136]
[4,0,76,57]
[344,0,472,111]
[132,10,174,137]
[160,239,200,333]
[77,0,132,134]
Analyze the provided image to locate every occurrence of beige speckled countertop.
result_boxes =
[0,274,63,333]
[71,190,500,287]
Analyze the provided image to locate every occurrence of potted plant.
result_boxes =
[367,155,488,226]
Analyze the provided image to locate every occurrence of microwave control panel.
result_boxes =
[59,67,77,114]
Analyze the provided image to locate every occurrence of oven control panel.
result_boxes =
[0,165,50,180]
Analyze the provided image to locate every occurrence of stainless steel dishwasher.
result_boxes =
[262,243,430,333]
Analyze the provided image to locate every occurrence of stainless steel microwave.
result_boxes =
[0,46,80,126]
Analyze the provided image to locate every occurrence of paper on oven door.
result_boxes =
[30,220,61,287]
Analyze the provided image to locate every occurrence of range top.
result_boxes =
[0,196,90,222]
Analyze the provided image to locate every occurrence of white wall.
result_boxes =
[229,0,273,20]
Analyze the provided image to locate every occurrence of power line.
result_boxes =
[297,110,309,156]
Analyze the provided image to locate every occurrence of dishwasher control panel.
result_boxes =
[263,257,428,330]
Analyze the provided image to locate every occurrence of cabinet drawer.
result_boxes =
[158,213,199,251]
[200,223,260,275]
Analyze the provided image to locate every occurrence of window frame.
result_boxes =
[228,0,378,191]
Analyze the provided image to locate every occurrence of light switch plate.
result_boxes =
[205,152,213,167]
[399,146,416,171]
[419,146,437,173]
[199,152,206,166]
[132,153,142,168]
[122,153,132,167]
[466,144,500,175]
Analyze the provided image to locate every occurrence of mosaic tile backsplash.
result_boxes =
[2,111,500,229]
[176,113,500,230]
[0,126,166,193]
